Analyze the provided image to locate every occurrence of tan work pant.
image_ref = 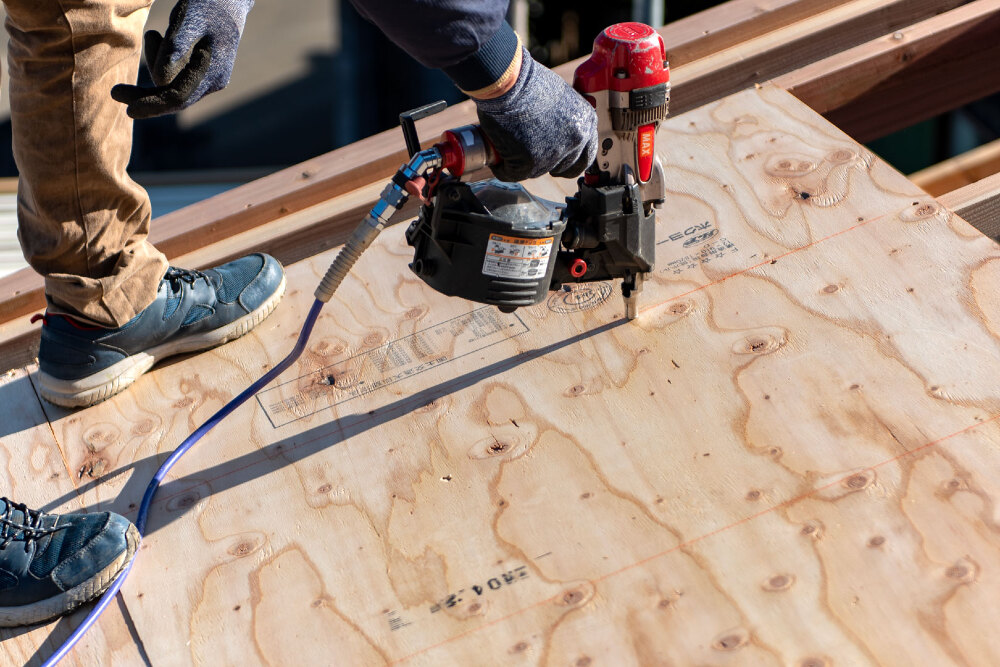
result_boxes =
[6,0,167,327]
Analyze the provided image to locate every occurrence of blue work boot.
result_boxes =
[35,253,285,408]
[0,498,139,627]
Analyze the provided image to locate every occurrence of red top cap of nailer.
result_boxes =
[573,22,669,94]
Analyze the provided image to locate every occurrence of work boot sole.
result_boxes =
[36,275,286,409]
[0,523,140,628]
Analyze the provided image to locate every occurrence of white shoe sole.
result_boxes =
[0,523,140,628]
[36,275,286,409]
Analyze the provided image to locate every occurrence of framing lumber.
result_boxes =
[938,171,1000,239]
[778,0,1000,143]
[0,0,966,328]
[667,0,967,117]
[910,136,1000,197]
[7,84,1000,665]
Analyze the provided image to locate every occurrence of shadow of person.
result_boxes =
[52,318,624,536]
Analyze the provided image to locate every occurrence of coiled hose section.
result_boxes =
[43,196,396,666]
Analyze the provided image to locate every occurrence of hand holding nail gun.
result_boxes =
[316,14,670,322]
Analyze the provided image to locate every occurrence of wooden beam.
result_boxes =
[659,0,856,65]
[668,0,967,117]
[778,0,1000,143]
[909,136,1000,197]
[938,171,1000,239]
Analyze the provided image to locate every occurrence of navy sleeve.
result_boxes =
[347,0,519,94]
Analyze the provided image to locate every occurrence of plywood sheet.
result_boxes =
[24,85,1000,665]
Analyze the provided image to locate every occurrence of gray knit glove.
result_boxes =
[111,0,253,118]
[475,49,598,182]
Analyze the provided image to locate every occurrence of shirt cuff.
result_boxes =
[443,21,522,98]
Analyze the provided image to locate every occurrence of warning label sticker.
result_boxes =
[482,234,554,280]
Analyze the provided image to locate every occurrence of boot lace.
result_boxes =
[0,497,59,552]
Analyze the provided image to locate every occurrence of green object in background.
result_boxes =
[866,119,938,175]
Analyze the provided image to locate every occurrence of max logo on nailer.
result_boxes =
[658,221,719,247]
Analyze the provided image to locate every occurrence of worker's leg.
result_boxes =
[5,0,167,328]
[5,0,286,408]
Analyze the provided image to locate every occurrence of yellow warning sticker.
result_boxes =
[482,234,554,280]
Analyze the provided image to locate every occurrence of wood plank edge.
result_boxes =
[938,171,1000,240]
[909,136,1000,197]
[777,0,1000,143]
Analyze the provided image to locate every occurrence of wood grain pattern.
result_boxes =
[16,85,1000,665]
[0,369,147,667]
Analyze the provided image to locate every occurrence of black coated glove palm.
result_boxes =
[111,0,253,119]
[475,49,598,182]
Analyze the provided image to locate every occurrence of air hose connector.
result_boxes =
[314,148,441,302]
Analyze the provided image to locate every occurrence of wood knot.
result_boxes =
[166,491,201,512]
[83,424,121,449]
[801,521,822,538]
[745,489,762,501]
[131,418,157,435]
[575,657,592,667]
[555,582,594,608]
[317,484,332,494]
[868,535,886,548]
[668,300,693,316]
[799,658,830,667]
[762,574,795,591]
[843,471,874,491]
[900,200,944,223]
[363,332,383,347]
[945,559,976,583]
[734,333,785,356]
[509,641,530,654]
[822,284,839,294]
[712,628,749,651]
[227,535,263,558]
[765,155,816,178]
[565,384,587,397]
[404,307,425,319]
[941,477,968,496]
[827,149,855,163]
[172,396,195,409]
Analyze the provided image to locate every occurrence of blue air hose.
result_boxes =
[42,148,438,666]
[41,299,325,667]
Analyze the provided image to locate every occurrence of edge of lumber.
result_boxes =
[938,171,1000,240]
[909,137,1000,197]
[777,0,1000,143]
